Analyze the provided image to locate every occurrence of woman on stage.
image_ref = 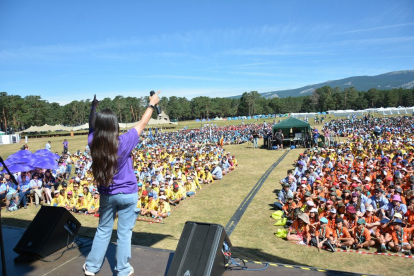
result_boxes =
[83,92,160,276]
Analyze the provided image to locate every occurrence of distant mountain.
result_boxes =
[230,70,414,99]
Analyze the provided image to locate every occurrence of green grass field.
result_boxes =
[1,117,413,276]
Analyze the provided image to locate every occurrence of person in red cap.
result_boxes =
[344,205,358,233]
[347,192,366,214]
[64,190,77,210]
[168,184,183,206]
[137,190,149,215]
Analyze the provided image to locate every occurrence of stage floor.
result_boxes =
[1,226,358,276]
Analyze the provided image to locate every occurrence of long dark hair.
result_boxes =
[91,109,119,187]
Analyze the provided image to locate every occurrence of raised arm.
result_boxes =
[134,91,160,135]
[89,94,99,131]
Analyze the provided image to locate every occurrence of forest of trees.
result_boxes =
[1,86,413,133]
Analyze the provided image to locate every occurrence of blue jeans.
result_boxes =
[186,191,195,197]
[85,192,139,276]
[253,138,258,148]
[274,201,283,210]
[18,190,31,207]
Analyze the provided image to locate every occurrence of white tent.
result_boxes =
[49,124,72,131]
[72,123,89,131]
[19,125,45,132]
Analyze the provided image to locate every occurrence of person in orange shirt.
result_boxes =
[327,208,337,230]
[352,218,375,250]
[401,175,414,191]
[364,205,381,235]
[308,208,319,226]
[287,213,309,243]
[296,191,313,209]
[282,195,297,221]
[313,186,325,198]
[375,217,393,252]
[406,198,414,227]
[317,217,335,252]
[333,218,353,249]
[389,219,413,255]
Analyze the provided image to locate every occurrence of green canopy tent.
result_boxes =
[266,117,312,149]
[272,117,311,137]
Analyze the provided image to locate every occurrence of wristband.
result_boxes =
[149,105,156,110]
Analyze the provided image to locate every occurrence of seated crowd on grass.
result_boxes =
[0,125,252,219]
[275,116,414,255]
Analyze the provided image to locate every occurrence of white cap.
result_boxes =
[159,195,167,200]
[366,205,374,212]
[394,213,402,219]
[364,176,371,182]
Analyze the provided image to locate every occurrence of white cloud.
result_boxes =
[331,22,414,35]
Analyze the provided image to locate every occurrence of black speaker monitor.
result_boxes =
[167,221,232,276]
[14,206,81,258]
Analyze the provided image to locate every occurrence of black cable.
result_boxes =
[39,234,93,262]
[76,233,93,239]
[225,256,269,272]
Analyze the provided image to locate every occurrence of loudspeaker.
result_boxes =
[14,206,81,258]
[167,221,232,276]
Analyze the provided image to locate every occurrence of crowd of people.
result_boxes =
[1,125,248,220]
[274,116,414,255]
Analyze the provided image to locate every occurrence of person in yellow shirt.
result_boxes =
[83,186,93,202]
[73,193,89,213]
[87,192,100,214]
[138,190,149,214]
[197,167,205,181]
[72,183,81,200]
[80,178,88,187]
[189,172,201,190]
[150,195,171,219]
[169,184,183,206]
[141,193,157,216]
[137,183,143,197]
[173,166,181,178]
[151,182,159,195]
[64,191,77,210]
[202,167,214,184]
[185,179,196,197]
[163,184,173,199]
[50,190,65,207]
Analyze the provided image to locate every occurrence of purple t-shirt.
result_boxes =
[88,128,139,195]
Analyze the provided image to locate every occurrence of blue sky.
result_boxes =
[1,0,414,104]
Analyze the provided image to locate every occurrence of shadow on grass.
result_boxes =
[1,216,173,275]
[231,246,357,275]
[232,245,308,266]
